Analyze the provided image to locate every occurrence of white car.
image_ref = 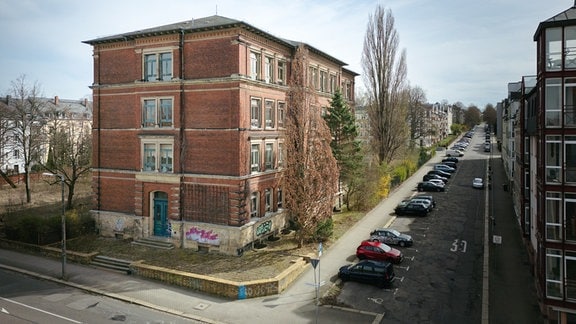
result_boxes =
[427,179,445,188]
[472,178,484,189]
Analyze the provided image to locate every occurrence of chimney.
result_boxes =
[83,98,88,106]
[54,96,59,105]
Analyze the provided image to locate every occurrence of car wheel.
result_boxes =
[399,241,406,247]
[357,254,366,260]
[371,238,379,242]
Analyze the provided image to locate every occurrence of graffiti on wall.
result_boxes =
[186,227,220,245]
[114,218,125,232]
[255,220,272,237]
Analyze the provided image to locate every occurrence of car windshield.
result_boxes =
[388,229,400,236]
[378,243,391,252]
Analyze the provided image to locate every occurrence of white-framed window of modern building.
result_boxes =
[141,138,173,173]
[265,100,275,129]
[546,135,562,183]
[250,51,261,80]
[567,136,576,183]
[277,60,286,85]
[565,251,576,301]
[251,97,261,129]
[250,143,260,173]
[546,248,563,299]
[546,78,562,127]
[264,56,274,83]
[546,192,562,241]
[546,27,562,72]
[565,26,576,70]
[264,188,272,214]
[565,78,576,127]
[144,51,173,81]
[250,191,259,218]
[277,102,285,128]
[264,142,274,170]
[142,98,173,128]
[566,194,576,242]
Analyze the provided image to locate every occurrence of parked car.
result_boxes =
[417,181,445,192]
[370,228,414,247]
[395,200,432,215]
[446,149,464,157]
[412,194,436,208]
[356,240,403,264]
[473,177,484,189]
[428,169,452,179]
[427,179,446,188]
[409,197,434,209]
[423,173,448,183]
[434,164,456,173]
[338,260,395,288]
[442,157,459,164]
[442,161,457,169]
[484,143,491,152]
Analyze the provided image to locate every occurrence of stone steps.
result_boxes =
[131,237,174,250]
[90,255,131,274]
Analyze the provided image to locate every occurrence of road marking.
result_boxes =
[0,297,82,323]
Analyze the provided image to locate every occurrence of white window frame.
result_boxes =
[546,192,562,242]
[250,51,261,80]
[250,192,260,218]
[546,135,562,183]
[142,97,173,128]
[546,78,562,127]
[265,100,275,129]
[251,97,262,129]
[566,136,576,183]
[141,137,174,173]
[277,60,286,85]
[250,143,260,173]
[264,56,274,83]
[546,248,563,299]
[264,141,274,170]
[277,102,285,128]
[546,27,562,72]
[143,50,173,81]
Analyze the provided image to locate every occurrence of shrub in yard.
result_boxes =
[314,217,334,241]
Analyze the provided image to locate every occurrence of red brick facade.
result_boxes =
[84,16,356,254]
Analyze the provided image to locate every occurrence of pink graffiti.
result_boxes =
[186,227,220,245]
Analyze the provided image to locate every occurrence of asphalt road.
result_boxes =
[336,129,488,322]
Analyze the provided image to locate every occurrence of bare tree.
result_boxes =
[8,75,48,203]
[0,97,17,187]
[42,104,92,209]
[362,5,410,165]
[407,85,427,148]
[284,45,339,247]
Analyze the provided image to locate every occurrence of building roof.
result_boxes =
[83,15,350,68]
[534,4,576,40]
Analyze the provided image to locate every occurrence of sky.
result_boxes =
[0,0,573,108]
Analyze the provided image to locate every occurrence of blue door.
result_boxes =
[153,192,169,237]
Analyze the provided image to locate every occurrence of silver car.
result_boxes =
[369,228,413,247]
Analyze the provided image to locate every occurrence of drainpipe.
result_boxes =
[179,28,186,248]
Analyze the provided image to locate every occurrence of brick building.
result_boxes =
[83,15,356,255]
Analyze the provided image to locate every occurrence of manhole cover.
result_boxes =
[194,303,210,310]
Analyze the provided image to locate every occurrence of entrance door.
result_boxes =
[153,192,169,237]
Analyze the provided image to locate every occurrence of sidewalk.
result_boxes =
[488,152,543,324]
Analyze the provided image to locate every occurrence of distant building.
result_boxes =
[83,15,356,255]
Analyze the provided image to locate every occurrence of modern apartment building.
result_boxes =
[83,16,356,255]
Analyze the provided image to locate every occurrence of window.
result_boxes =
[546,248,563,299]
[264,56,274,83]
[566,78,576,127]
[264,189,272,213]
[265,142,274,170]
[277,102,285,128]
[320,70,328,92]
[251,143,260,172]
[277,61,286,85]
[546,192,562,241]
[250,192,259,218]
[546,135,562,183]
[142,140,173,173]
[567,136,576,183]
[144,52,172,81]
[330,74,337,93]
[278,142,284,168]
[251,98,261,129]
[567,194,576,242]
[546,78,561,127]
[12,150,19,159]
[277,187,283,209]
[142,98,173,128]
[250,51,261,80]
[309,66,318,89]
[265,100,275,128]
[547,28,562,71]
[566,251,576,300]
[566,26,576,70]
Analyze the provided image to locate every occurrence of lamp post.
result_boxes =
[43,172,66,280]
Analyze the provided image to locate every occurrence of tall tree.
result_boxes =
[42,105,92,209]
[362,5,409,164]
[8,75,47,203]
[323,90,362,209]
[406,85,427,148]
[284,45,339,247]
[483,103,497,129]
[464,105,482,127]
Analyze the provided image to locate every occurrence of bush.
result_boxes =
[314,217,334,241]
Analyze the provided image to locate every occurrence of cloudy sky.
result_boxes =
[0,0,572,107]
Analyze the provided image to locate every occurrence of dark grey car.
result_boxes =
[370,228,413,247]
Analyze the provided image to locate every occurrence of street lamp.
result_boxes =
[43,172,66,280]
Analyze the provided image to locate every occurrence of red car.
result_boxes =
[356,240,404,264]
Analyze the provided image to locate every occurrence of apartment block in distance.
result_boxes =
[83,16,356,255]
